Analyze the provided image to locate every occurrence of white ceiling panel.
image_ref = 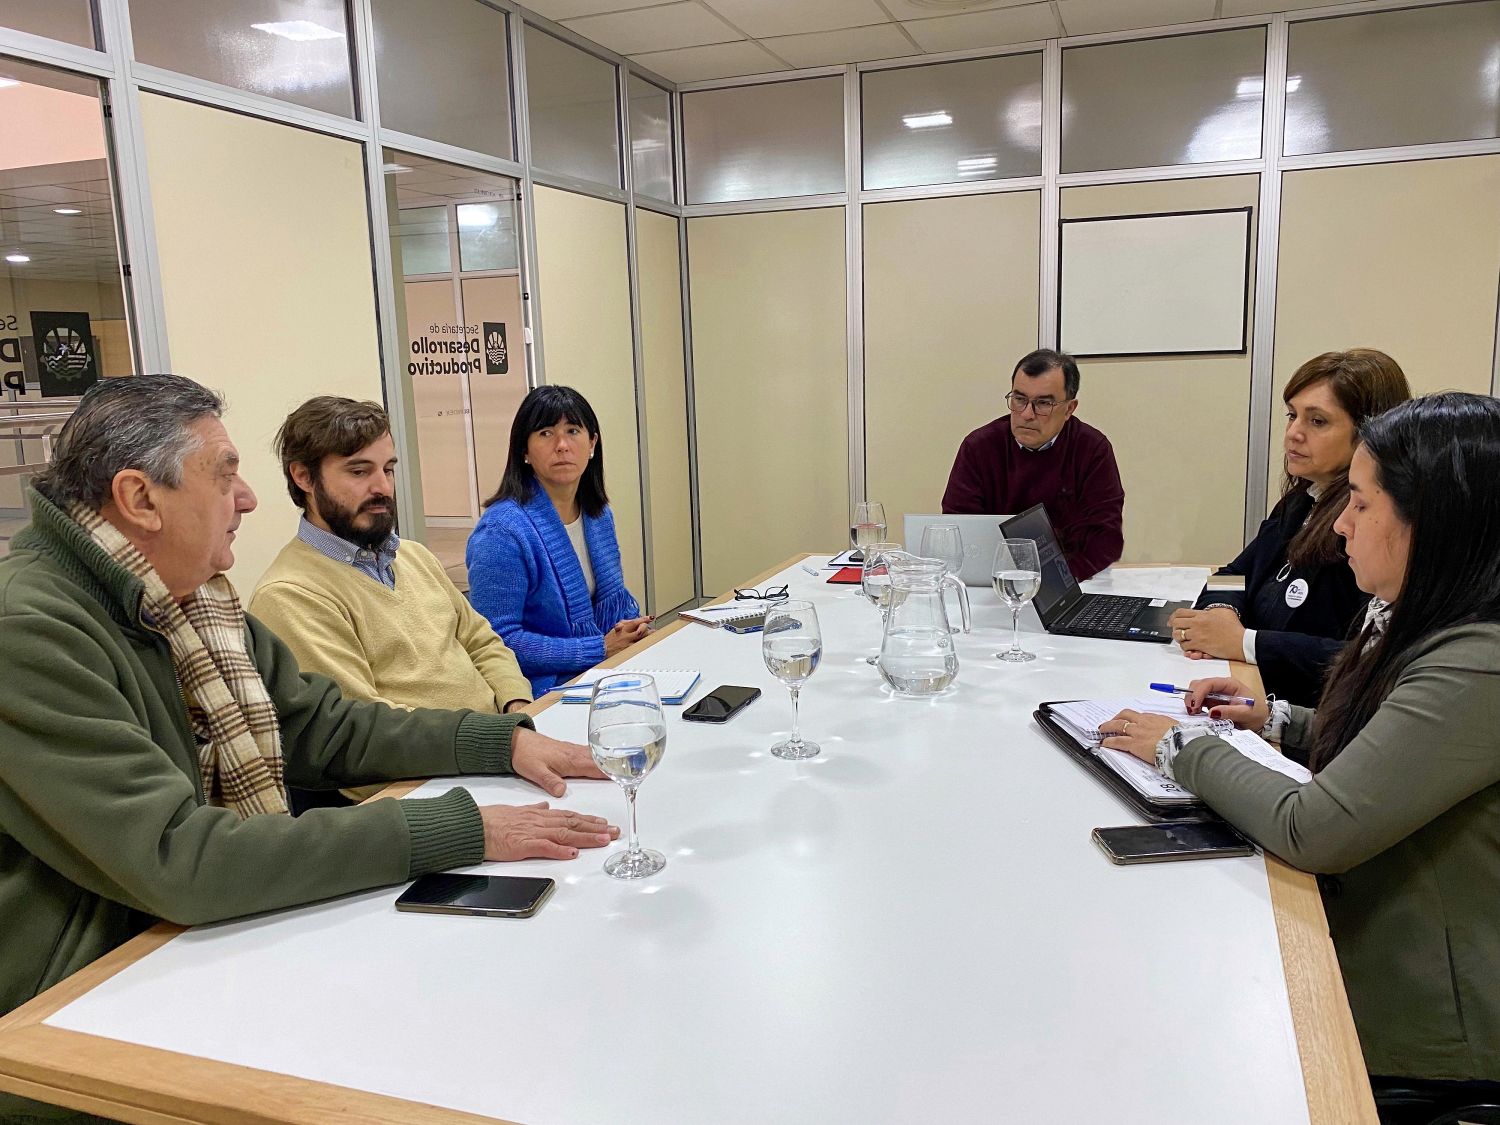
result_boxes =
[519,0,666,20]
[901,2,1061,52]
[761,23,919,68]
[1219,0,1351,12]
[878,0,1041,20]
[703,0,891,38]
[1056,0,1217,36]
[629,39,787,82]
[564,2,740,54]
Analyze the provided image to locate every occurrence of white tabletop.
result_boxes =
[45,560,1309,1125]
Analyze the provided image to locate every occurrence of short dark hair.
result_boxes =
[275,396,390,510]
[483,385,609,518]
[1012,349,1080,400]
[33,373,224,511]
[1309,392,1500,770]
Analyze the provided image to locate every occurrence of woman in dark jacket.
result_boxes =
[1103,393,1500,1119]
[1169,349,1410,705]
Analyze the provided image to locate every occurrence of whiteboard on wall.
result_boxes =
[1059,208,1252,357]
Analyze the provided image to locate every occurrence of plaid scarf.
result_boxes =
[72,505,289,818]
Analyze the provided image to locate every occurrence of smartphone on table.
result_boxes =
[395,873,555,917]
[1092,821,1255,865]
[682,684,762,723]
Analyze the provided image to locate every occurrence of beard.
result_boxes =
[314,480,396,550]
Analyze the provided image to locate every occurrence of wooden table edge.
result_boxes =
[0,554,1370,1123]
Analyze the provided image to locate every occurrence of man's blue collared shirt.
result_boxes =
[296,517,399,589]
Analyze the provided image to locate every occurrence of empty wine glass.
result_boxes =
[762,600,823,760]
[859,542,904,665]
[588,672,667,879]
[992,539,1042,663]
[850,501,888,552]
[920,523,965,579]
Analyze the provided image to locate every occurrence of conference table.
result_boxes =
[0,554,1377,1124]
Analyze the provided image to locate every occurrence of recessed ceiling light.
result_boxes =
[956,156,998,172]
[250,20,344,42]
[902,111,953,130]
[53,207,83,215]
[5,254,30,264]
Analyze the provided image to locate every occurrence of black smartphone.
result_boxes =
[722,613,766,634]
[1092,821,1255,865]
[682,684,762,723]
[395,873,556,917]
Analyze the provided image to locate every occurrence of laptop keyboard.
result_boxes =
[1064,595,1150,635]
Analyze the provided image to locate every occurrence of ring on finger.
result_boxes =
[1122,720,1133,733]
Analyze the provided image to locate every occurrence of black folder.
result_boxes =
[1034,702,1217,824]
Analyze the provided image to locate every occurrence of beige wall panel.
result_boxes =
[140,95,383,590]
[461,275,528,506]
[864,192,1041,546]
[636,209,694,614]
[404,279,472,519]
[689,209,848,595]
[531,186,645,601]
[1269,156,1500,503]
[1062,175,1259,566]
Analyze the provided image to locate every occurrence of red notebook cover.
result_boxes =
[826,566,863,584]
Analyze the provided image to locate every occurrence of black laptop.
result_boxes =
[998,504,1191,643]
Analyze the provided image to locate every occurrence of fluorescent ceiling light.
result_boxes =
[53,207,83,215]
[1236,77,1263,98]
[902,111,953,130]
[5,254,30,264]
[1285,75,1303,93]
[250,20,344,42]
[956,156,998,172]
[382,162,412,174]
[0,78,20,89]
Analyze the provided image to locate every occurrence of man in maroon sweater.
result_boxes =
[942,348,1124,580]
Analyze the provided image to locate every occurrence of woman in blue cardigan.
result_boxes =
[467,386,650,695]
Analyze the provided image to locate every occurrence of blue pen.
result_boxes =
[1149,682,1256,707]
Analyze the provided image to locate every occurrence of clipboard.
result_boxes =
[1034,701,1212,824]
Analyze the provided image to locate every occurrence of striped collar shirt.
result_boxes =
[296,517,400,589]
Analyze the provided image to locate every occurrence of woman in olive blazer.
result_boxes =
[1102,393,1500,1109]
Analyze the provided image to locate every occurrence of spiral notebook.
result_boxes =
[679,600,775,628]
[1046,695,1311,804]
[557,668,701,705]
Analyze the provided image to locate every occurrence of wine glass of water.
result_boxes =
[992,539,1042,663]
[762,600,823,760]
[859,542,903,665]
[588,672,667,879]
[920,523,965,579]
[850,501,887,551]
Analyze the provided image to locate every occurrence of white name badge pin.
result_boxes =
[1285,578,1309,608]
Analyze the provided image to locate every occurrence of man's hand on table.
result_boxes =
[512,726,608,797]
[479,802,619,861]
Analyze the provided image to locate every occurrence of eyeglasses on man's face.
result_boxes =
[735,585,789,602]
[1005,391,1064,417]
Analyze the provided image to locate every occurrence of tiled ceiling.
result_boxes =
[522,0,1361,83]
[0,161,123,284]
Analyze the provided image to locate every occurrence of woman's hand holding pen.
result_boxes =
[1184,677,1269,731]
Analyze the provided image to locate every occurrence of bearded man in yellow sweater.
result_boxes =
[251,397,533,806]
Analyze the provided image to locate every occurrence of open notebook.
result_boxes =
[679,600,776,628]
[557,669,701,706]
[1048,695,1312,804]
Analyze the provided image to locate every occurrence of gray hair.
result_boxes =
[34,374,226,511]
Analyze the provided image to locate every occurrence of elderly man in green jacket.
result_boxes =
[0,375,617,1118]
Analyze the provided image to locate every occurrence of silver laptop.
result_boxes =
[902,513,1013,587]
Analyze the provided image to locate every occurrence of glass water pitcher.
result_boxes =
[878,554,971,698]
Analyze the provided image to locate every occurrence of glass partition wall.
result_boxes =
[5,0,1499,591]
[0,55,136,555]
